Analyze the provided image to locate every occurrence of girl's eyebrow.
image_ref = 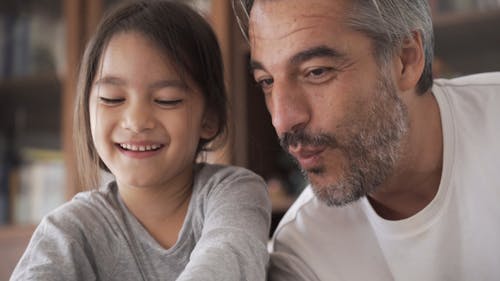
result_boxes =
[94,76,125,86]
[149,79,188,91]
[94,76,188,90]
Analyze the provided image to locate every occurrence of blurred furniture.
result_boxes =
[0,225,35,280]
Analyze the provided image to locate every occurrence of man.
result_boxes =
[233,0,500,280]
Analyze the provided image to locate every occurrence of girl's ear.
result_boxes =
[200,111,219,140]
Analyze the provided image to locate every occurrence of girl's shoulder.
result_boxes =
[194,163,266,189]
[193,163,269,204]
[39,181,123,238]
[15,182,129,280]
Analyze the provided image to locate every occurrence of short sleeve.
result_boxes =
[177,167,271,281]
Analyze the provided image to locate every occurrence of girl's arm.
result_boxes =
[9,215,97,281]
[177,167,271,281]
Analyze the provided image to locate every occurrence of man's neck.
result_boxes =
[368,90,443,220]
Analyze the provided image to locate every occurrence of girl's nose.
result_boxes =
[121,101,155,133]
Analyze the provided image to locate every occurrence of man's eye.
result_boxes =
[257,78,274,89]
[99,97,124,105]
[155,99,183,107]
[304,67,337,84]
[307,67,330,78]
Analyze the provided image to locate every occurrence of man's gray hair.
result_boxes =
[232,0,434,94]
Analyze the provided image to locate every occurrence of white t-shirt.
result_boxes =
[268,72,500,281]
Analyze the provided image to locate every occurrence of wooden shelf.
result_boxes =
[0,75,62,149]
[0,75,61,102]
[0,224,36,280]
[433,9,500,74]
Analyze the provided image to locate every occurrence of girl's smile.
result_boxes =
[89,31,216,190]
[116,141,165,159]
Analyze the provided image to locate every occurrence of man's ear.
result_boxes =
[396,31,425,91]
[200,111,219,140]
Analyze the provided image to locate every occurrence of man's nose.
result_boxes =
[267,80,310,137]
[121,100,155,133]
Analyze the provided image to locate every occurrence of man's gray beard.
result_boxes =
[307,75,409,207]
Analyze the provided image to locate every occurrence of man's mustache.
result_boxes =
[279,130,338,151]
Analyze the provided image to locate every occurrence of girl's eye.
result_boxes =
[99,96,125,105]
[155,99,183,107]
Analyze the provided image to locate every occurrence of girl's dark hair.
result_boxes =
[74,0,228,188]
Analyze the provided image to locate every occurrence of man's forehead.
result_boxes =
[248,0,347,40]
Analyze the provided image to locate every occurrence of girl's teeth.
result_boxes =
[120,144,161,151]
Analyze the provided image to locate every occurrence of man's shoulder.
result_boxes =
[271,186,369,247]
[433,72,500,126]
[269,190,392,280]
[272,186,316,237]
[274,187,371,232]
[434,72,500,89]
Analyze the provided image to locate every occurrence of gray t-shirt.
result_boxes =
[10,163,271,281]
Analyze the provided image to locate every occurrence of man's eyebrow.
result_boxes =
[290,45,345,65]
[250,60,265,72]
[249,45,345,73]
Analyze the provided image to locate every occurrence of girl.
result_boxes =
[11,1,271,280]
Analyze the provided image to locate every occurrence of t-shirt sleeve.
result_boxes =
[176,168,271,281]
[268,251,320,281]
[10,211,97,281]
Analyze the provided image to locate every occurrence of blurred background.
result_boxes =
[1,0,499,278]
